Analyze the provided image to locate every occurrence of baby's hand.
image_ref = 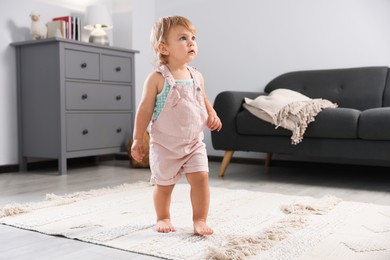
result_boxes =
[131,139,145,162]
[207,114,222,132]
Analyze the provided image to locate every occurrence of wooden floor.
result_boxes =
[1,159,389,260]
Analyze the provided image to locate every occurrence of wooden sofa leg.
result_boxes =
[265,153,273,167]
[219,150,234,177]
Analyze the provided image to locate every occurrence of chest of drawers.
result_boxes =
[12,39,138,175]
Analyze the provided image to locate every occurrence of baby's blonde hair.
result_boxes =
[150,16,196,67]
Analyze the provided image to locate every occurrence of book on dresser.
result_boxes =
[50,16,81,40]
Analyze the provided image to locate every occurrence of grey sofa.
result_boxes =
[211,66,390,176]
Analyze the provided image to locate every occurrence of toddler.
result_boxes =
[131,15,222,235]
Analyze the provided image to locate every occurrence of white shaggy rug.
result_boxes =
[1,182,390,260]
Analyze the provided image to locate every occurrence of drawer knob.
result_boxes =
[116,128,122,133]
[116,95,122,100]
[115,66,121,72]
[81,94,88,100]
[81,62,87,68]
[82,129,89,135]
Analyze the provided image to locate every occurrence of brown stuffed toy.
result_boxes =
[128,131,150,168]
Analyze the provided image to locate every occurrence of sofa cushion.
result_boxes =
[236,107,360,139]
[236,110,291,136]
[359,108,390,140]
[304,108,360,138]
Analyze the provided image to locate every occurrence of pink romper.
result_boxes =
[149,65,209,185]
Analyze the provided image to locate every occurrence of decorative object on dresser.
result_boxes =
[12,38,139,175]
[46,20,66,39]
[30,11,47,40]
[84,4,113,46]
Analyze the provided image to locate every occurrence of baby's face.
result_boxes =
[164,25,198,63]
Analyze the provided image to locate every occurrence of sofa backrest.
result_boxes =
[383,71,390,107]
[264,66,390,111]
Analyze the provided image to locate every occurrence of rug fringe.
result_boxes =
[207,216,308,260]
[0,181,151,218]
[281,195,342,215]
[0,203,32,217]
[207,196,341,260]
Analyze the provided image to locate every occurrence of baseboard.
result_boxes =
[0,164,19,173]
[209,155,390,173]
[0,156,113,174]
[115,152,129,160]
[207,155,265,165]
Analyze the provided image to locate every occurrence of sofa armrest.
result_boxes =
[211,91,264,151]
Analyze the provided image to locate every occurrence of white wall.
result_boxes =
[112,0,133,49]
[2,0,390,166]
[131,0,155,117]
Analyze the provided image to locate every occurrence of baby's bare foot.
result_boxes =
[155,219,176,233]
[194,221,213,236]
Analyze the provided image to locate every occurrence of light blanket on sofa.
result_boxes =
[243,88,338,144]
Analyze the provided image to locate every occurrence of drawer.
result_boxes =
[66,82,132,110]
[66,113,132,151]
[102,54,132,83]
[65,49,100,80]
